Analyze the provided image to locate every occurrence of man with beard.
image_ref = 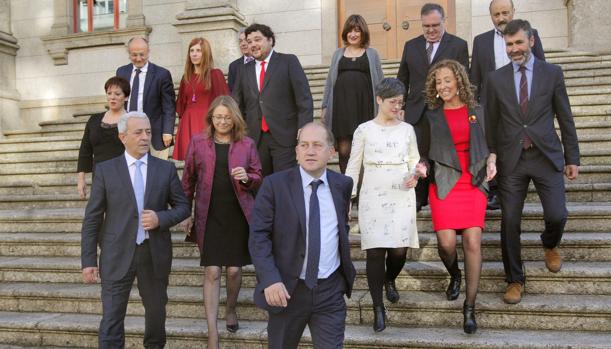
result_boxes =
[485,19,580,305]
[233,23,314,176]
[470,0,545,210]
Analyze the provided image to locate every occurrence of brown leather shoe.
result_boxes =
[544,247,562,273]
[503,282,523,304]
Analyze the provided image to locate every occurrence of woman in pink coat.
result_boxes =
[182,95,262,349]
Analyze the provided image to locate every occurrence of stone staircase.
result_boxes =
[1,51,611,348]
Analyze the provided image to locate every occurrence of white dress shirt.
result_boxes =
[299,166,341,280]
[255,49,274,91]
[494,29,511,69]
[125,151,149,241]
[127,62,148,112]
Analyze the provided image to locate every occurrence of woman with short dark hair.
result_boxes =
[322,14,384,173]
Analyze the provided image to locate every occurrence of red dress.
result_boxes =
[429,106,487,231]
[172,68,229,160]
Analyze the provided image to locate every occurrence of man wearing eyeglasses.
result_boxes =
[396,3,469,211]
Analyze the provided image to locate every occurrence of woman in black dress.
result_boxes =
[182,96,262,349]
[76,76,129,198]
[322,14,384,173]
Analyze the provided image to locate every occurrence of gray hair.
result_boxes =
[127,36,149,49]
[118,111,149,133]
[421,3,445,19]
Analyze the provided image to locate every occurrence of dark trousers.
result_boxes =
[258,131,297,177]
[412,117,429,207]
[267,270,347,349]
[498,147,567,284]
[99,241,169,349]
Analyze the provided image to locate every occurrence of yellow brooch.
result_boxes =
[468,114,477,123]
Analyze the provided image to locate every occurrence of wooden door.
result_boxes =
[338,0,456,60]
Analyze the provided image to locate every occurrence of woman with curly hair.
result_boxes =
[418,59,496,334]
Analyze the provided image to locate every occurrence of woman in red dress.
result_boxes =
[173,37,229,160]
[418,59,497,334]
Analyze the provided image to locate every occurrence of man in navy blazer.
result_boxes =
[396,3,469,211]
[470,0,545,210]
[485,20,579,305]
[116,37,176,160]
[249,123,355,348]
[227,29,253,92]
[81,112,190,348]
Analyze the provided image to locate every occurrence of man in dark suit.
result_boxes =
[485,20,580,305]
[81,112,191,348]
[227,29,253,92]
[117,37,176,160]
[249,122,356,348]
[233,23,313,176]
[470,0,545,210]
[396,3,469,210]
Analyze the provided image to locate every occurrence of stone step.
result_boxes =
[1,283,610,332]
[2,311,610,349]
[1,256,610,295]
[3,230,611,263]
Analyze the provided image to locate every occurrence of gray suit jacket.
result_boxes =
[321,47,384,127]
[81,154,191,281]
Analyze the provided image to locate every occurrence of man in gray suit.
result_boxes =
[81,112,190,348]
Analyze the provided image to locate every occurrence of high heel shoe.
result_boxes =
[463,301,477,334]
[384,280,400,303]
[373,306,386,332]
[445,269,461,301]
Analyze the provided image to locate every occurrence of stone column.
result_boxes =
[567,0,611,53]
[173,0,247,73]
[0,0,21,135]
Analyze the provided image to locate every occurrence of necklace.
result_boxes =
[214,136,231,144]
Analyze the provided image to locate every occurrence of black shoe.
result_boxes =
[463,302,477,334]
[445,270,461,301]
[487,194,500,210]
[373,306,386,332]
[385,280,400,303]
[226,321,239,333]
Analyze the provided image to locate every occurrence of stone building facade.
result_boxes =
[0,0,609,135]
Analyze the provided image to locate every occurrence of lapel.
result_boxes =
[326,171,346,231]
[417,36,429,67]
[428,108,461,171]
[431,33,451,65]
[143,155,157,207]
[484,30,496,71]
[261,51,280,92]
[115,155,139,210]
[504,63,524,119]
[143,62,155,103]
[288,167,307,240]
[245,60,258,95]
[527,58,544,120]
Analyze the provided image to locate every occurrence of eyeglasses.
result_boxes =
[212,115,233,122]
[385,99,405,107]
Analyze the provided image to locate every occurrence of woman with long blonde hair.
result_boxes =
[173,37,229,160]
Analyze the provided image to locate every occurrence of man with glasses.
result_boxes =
[396,3,469,211]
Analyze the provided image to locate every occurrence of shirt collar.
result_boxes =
[299,166,328,190]
[512,54,535,73]
[133,62,149,73]
[495,29,504,37]
[243,55,253,64]
[125,151,148,167]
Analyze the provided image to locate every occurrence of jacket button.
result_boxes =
[523,124,527,128]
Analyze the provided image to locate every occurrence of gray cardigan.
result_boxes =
[321,47,384,128]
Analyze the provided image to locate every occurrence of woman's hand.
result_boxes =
[415,162,428,179]
[404,175,418,189]
[77,172,87,199]
[182,217,193,235]
[486,154,497,182]
[231,167,249,182]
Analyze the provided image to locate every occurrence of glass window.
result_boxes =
[74,0,127,33]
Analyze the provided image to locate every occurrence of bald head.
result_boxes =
[489,0,515,33]
[127,37,150,68]
[297,122,335,147]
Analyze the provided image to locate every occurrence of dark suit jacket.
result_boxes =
[470,28,545,103]
[248,166,356,314]
[116,62,177,151]
[397,33,469,125]
[228,56,244,92]
[232,51,313,147]
[485,58,580,175]
[81,154,191,281]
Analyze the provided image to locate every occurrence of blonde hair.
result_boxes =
[182,37,214,90]
[205,96,248,141]
[424,59,476,110]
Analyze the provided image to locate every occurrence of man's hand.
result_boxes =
[82,267,99,283]
[162,134,173,147]
[264,282,291,307]
[142,210,159,230]
[565,165,579,180]
[182,217,193,235]
[77,172,87,199]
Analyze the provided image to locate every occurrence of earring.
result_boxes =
[456,90,460,96]
[436,93,440,98]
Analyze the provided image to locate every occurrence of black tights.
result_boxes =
[337,137,352,174]
[366,247,408,307]
[437,228,482,306]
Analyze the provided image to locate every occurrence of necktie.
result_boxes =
[134,160,146,244]
[305,180,322,289]
[259,61,269,132]
[519,66,532,149]
[129,68,141,112]
[426,42,434,64]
